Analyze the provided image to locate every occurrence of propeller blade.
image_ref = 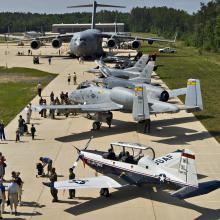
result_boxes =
[84,136,93,150]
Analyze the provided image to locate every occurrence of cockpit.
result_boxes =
[76,82,92,90]
[102,142,155,164]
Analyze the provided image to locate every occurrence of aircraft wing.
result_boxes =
[49,176,126,189]
[100,33,177,43]
[6,33,74,43]
[32,102,123,112]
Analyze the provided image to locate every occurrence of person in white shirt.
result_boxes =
[8,179,19,215]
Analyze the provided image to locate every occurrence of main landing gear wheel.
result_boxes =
[92,122,101,130]
[87,113,92,119]
[100,188,110,197]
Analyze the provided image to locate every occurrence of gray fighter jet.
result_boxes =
[15,1,176,57]
[87,54,149,74]
[33,79,203,130]
[97,59,155,83]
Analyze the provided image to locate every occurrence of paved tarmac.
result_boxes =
[0,44,220,220]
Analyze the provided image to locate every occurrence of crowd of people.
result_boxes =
[0,152,24,218]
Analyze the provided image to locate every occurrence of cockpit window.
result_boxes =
[76,83,91,90]
[80,38,86,41]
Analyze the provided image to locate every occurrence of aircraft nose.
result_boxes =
[75,39,86,47]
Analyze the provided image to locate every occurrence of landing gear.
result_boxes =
[100,188,110,197]
[87,113,92,119]
[92,121,101,130]
[144,119,151,133]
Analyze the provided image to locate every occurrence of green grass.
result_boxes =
[0,67,57,124]
[141,41,220,142]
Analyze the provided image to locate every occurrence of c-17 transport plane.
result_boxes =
[43,139,220,199]
[33,78,203,130]
[13,1,176,57]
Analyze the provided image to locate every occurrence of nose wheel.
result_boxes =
[92,121,101,130]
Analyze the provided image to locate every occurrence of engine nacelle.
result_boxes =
[107,38,116,49]
[159,91,169,102]
[130,40,141,50]
[148,40,154,45]
[110,87,133,109]
[52,38,62,48]
[30,40,41,50]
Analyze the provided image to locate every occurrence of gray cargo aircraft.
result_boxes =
[33,79,203,130]
[25,1,176,57]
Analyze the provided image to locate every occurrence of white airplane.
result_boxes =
[43,138,220,199]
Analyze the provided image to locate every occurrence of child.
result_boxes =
[15,128,20,142]
[30,124,36,140]
[36,163,44,177]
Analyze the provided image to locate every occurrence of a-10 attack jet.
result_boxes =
[43,139,220,199]
[34,78,203,130]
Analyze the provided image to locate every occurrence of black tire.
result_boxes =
[87,114,92,119]
[92,122,101,130]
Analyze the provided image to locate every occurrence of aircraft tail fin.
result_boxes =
[133,55,149,69]
[156,149,198,188]
[138,61,155,83]
[161,149,198,188]
[185,79,203,111]
[125,55,149,72]
[132,85,150,121]
[68,1,125,29]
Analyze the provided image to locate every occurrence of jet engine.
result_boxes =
[52,38,62,48]
[107,38,116,49]
[30,40,41,50]
[159,91,169,102]
[146,85,169,102]
[148,40,154,45]
[130,40,141,50]
[110,87,133,109]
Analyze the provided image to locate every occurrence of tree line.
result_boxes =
[0,0,219,51]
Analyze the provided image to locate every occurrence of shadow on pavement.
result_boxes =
[55,116,211,145]
[21,201,45,208]
[65,185,220,219]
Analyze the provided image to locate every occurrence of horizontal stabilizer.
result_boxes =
[171,180,220,199]
[169,88,187,98]
[68,4,125,8]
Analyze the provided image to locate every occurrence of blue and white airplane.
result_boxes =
[44,139,220,199]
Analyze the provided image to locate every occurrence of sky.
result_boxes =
[0,0,211,14]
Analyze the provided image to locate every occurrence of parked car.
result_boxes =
[159,47,177,53]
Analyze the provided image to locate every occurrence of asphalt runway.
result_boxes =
[0,44,219,220]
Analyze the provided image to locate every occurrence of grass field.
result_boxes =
[140,39,220,142]
[0,67,57,124]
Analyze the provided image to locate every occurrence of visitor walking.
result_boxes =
[30,124,36,140]
[0,121,5,141]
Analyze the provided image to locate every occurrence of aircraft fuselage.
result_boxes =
[69,29,103,57]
